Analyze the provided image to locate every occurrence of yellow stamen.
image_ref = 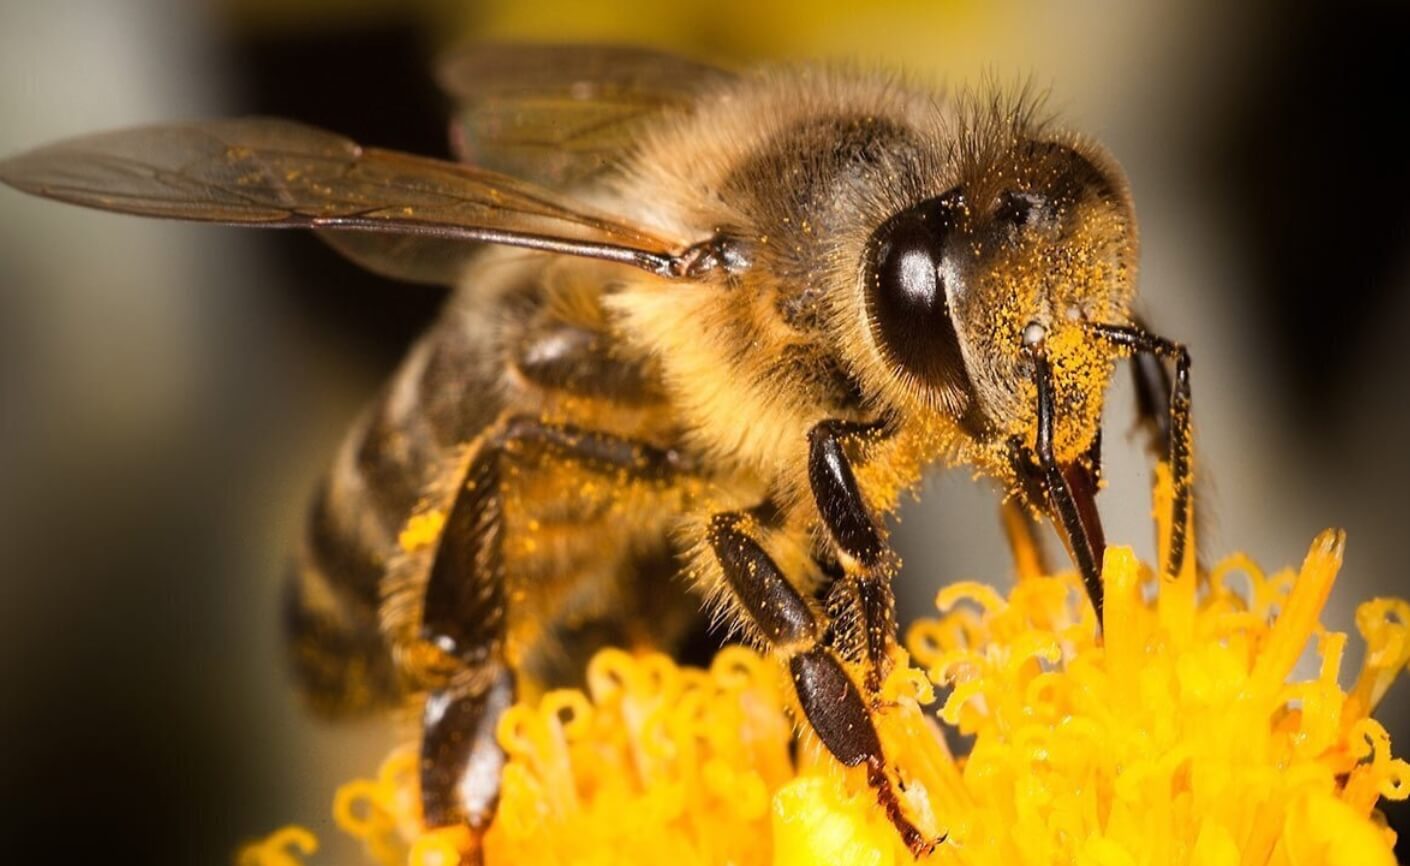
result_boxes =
[235,826,317,866]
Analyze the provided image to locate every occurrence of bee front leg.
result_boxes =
[702,418,938,854]
[1131,347,1174,457]
[418,416,688,834]
[1088,323,1194,576]
[706,512,940,858]
[808,420,889,569]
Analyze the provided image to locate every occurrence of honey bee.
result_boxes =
[0,44,1192,856]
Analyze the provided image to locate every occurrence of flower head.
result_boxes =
[241,468,1409,866]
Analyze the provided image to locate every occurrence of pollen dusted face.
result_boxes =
[862,140,1137,470]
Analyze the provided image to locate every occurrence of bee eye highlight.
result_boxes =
[865,193,972,402]
[882,222,940,311]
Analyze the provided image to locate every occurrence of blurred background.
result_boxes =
[1,1,1407,863]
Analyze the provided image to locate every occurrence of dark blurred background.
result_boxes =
[1,1,1407,863]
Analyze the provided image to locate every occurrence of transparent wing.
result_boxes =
[0,118,693,282]
[314,231,490,286]
[438,43,734,187]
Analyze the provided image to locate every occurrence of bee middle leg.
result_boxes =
[705,418,941,856]
[418,416,687,833]
[806,420,906,689]
[809,418,948,852]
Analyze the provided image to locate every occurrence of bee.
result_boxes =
[0,44,1192,856]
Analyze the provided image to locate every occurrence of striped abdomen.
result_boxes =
[284,311,503,717]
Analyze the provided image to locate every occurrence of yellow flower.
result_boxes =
[240,467,1410,866]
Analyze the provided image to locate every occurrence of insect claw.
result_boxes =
[908,832,949,859]
[866,755,945,858]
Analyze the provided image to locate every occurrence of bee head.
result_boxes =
[862,138,1136,473]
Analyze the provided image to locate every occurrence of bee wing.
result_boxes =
[0,118,694,284]
[437,43,734,187]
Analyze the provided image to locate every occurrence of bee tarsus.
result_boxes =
[794,644,939,853]
[866,755,948,857]
[420,669,513,831]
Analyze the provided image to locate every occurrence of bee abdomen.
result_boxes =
[283,459,406,716]
[282,557,402,717]
[284,324,503,716]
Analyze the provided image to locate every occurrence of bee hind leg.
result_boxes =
[418,415,690,834]
[418,429,511,834]
[420,669,514,835]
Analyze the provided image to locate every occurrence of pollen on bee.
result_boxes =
[397,510,445,553]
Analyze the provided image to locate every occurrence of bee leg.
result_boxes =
[707,512,941,858]
[419,435,510,832]
[807,419,890,569]
[818,569,897,695]
[807,419,908,690]
[1087,323,1193,576]
[805,419,946,853]
[419,416,688,830]
[420,669,515,833]
[1131,346,1174,456]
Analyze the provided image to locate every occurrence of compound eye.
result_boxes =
[876,218,942,323]
[866,198,970,396]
